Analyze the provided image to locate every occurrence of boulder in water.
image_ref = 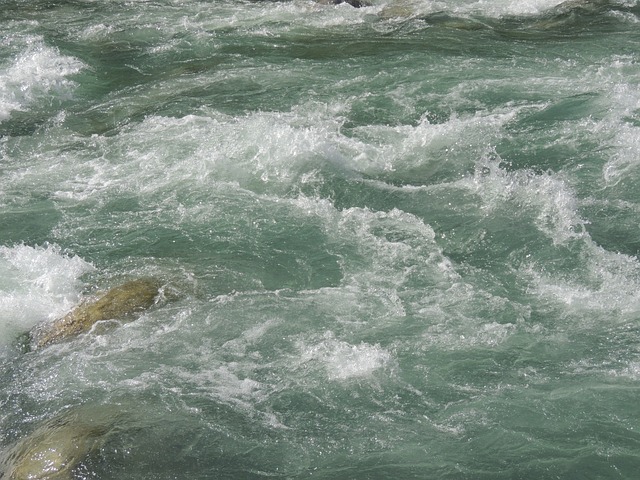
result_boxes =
[0,405,124,480]
[28,278,161,350]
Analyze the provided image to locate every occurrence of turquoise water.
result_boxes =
[1,0,640,478]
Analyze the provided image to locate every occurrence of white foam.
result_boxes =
[377,0,635,19]
[76,23,117,41]
[29,99,518,207]
[0,244,94,347]
[349,110,518,178]
[108,0,373,45]
[222,318,282,356]
[616,361,640,380]
[597,57,640,189]
[422,319,518,349]
[527,243,640,319]
[298,332,395,380]
[466,155,588,245]
[0,36,84,121]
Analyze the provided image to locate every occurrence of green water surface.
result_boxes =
[1,1,640,478]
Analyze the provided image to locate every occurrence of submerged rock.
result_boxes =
[28,278,161,350]
[1,405,123,480]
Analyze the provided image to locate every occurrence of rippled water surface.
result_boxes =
[2,0,640,478]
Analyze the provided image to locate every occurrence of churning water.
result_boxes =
[1,0,640,478]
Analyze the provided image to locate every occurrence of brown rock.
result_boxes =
[29,278,161,350]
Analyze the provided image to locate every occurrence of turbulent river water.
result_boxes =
[1,0,640,478]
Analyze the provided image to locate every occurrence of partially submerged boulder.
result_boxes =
[1,405,124,480]
[28,278,161,350]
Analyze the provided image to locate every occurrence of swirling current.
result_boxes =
[1,0,640,478]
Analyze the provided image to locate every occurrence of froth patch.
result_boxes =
[527,243,640,318]
[348,109,518,183]
[378,0,576,19]
[597,56,640,191]
[299,332,395,381]
[47,109,350,200]
[465,156,587,245]
[0,36,84,121]
[0,244,94,345]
